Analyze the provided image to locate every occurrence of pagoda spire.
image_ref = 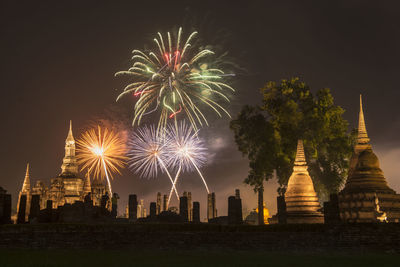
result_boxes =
[347,95,372,178]
[284,139,324,223]
[67,120,74,141]
[17,163,32,221]
[22,163,31,192]
[358,94,370,144]
[294,140,306,166]
[292,140,309,174]
[83,171,92,194]
[60,120,78,176]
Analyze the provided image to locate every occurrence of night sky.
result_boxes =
[1,1,400,219]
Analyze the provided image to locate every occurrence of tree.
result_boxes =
[230,106,276,225]
[231,78,354,212]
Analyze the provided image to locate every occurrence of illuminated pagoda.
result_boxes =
[17,121,107,219]
[16,163,31,221]
[338,96,400,222]
[55,120,84,205]
[284,140,324,224]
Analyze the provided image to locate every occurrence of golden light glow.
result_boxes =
[76,126,127,194]
[256,203,270,225]
[92,146,104,156]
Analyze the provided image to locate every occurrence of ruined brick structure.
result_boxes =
[338,96,400,222]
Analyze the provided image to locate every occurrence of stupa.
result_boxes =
[338,95,400,222]
[17,163,31,221]
[284,140,324,224]
[55,120,84,205]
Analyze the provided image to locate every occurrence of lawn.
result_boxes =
[0,249,398,267]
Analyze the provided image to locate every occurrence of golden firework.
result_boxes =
[76,126,127,194]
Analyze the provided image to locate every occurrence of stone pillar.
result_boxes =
[183,191,191,221]
[329,194,340,222]
[0,192,4,223]
[4,194,11,224]
[17,195,27,224]
[228,196,236,224]
[235,189,243,224]
[188,192,192,222]
[46,200,52,210]
[128,194,138,221]
[323,201,330,223]
[137,203,142,218]
[29,194,41,222]
[212,192,217,218]
[0,193,4,220]
[150,202,156,218]
[180,196,188,222]
[228,192,243,225]
[163,194,168,211]
[192,201,200,223]
[156,192,161,215]
[207,192,217,221]
[2,194,11,224]
[277,196,287,224]
[0,192,11,224]
[140,199,145,218]
[207,193,213,221]
[235,189,240,199]
[324,194,340,224]
[44,200,52,223]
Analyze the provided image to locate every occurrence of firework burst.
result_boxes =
[76,126,127,195]
[128,125,179,200]
[166,121,208,203]
[116,27,234,132]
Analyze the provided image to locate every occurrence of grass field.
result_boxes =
[0,249,399,267]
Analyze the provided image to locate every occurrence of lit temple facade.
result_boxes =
[17,121,107,218]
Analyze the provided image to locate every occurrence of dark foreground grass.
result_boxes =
[0,249,399,267]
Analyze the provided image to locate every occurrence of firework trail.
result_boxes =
[115,27,234,132]
[128,125,179,201]
[76,126,127,195]
[166,121,208,203]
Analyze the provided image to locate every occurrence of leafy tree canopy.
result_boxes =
[231,77,355,199]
